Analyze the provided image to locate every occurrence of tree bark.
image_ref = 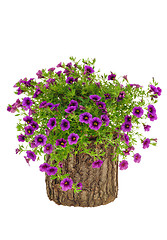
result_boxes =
[45,139,118,207]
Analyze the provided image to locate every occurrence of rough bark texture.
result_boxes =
[45,139,118,207]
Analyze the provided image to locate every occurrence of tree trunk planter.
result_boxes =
[45,137,118,207]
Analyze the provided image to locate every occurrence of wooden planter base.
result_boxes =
[45,140,118,207]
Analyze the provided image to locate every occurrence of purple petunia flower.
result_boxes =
[39,101,48,108]
[76,182,82,190]
[123,75,128,80]
[92,159,103,168]
[65,106,76,113]
[143,124,151,131]
[47,102,55,109]
[117,91,126,102]
[68,99,78,109]
[56,138,67,148]
[25,125,35,135]
[47,117,57,130]
[96,101,106,109]
[121,122,132,132]
[68,133,79,145]
[66,77,75,84]
[35,134,47,146]
[60,178,73,191]
[66,62,72,68]
[143,138,150,149]
[45,128,51,136]
[18,134,26,142]
[29,140,37,148]
[147,112,157,121]
[150,85,158,94]
[84,65,94,75]
[58,162,63,168]
[16,148,20,154]
[89,117,102,131]
[63,69,71,76]
[33,89,42,98]
[17,87,24,95]
[130,84,143,88]
[39,163,50,172]
[101,115,110,126]
[51,103,60,112]
[104,93,111,100]
[79,112,92,124]
[89,95,101,101]
[36,70,44,79]
[7,106,12,112]
[26,150,36,161]
[22,97,33,108]
[132,106,144,118]
[124,133,129,145]
[156,87,162,96]
[147,104,156,115]
[119,160,128,170]
[134,153,141,163]
[56,62,62,68]
[79,105,86,110]
[29,108,37,116]
[108,72,116,80]
[125,115,132,123]
[24,156,30,166]
[44,143,53,154]
[101,107,108,114]
[56,71,62,77]
[60,119,70,131]
[123,148,131,156]
[95,82,100,88]
[48,67,55,72]
[30,121,39,130]
[46,166,58,176]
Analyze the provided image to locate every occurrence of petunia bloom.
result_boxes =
[143,124,151,131]
[60,119,70,131]
[39,163,50,172]
[132,106,144,118]
[121,122,132,132]
[22,97,33,109]
[60,178,73,191]
[119,160,128,170]
[147,105,156,115]
[84,65,94,75]
[108,72,116,80]
[92,159,103,168]
[66,77,75,84]
[117,91,126,102]
[89,94,101,101]
[18,134,26,142]
[30,121,39,130]
[143,138,150,149]
[76,182,82,190]
[101,115,110,126]
[26,150,36,161]
[134,153,141,163]
[56,138,67,148]
[147,112,157,121]
[65,106,76,113]
[44,143,53,154]
[47,117,57,130]
[46,166,58,176]
[35,134,47,146]
[25,125,35,135]
[68,99,78,109]
[89,117,102,131]
[104,93,111,100]
[96,101,106,109]
[23,116,33,124]
[79,112,92,124]
[68,133,79,145]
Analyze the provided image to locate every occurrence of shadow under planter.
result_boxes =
[45,139,118,207]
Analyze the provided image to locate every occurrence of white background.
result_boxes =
[0,0,167,240]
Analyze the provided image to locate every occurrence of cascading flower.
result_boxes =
[68,100,78,109]
[35,134,47,146]
[47,117,57,130]
[66,77,75,84]
[89,94,101,101]
[23,116,33,124]
[89,117,102,131]
[68,133,79,145]
[46,166,58,176]
[18,134,26,142]
[39,163,50,172]
[79,112,92,124]
[143,138,150,149]
[30,121,39,130]
[56,138,67,148]
[134,153,141,163]
[119,160,128,170]
[147,112,157,121]
[76,182,82,190]
[25,125,35,135]
[108,72,116,80]
[143,124,151,131]
[60,178,73,191]
[132,106,144,118]
[104,93,111,100]
[121,122,132,132]
[147,104,156,115]
[65,106,77,113]
[60,119,70,131]
[44,143,53,154]
[84,65,94,75]
[101,115,110,126]
[96,101,106,109]
[22,97,33,108]
[26,150,36,161]
[92,159,103,168]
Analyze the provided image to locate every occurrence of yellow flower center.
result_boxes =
[38,138,43,142]
[72,137,76,141]
[61,142,64,145]
[93,122,98,126]
[28,130,31,133]
[136,110,140,113]
[84,116,88,120]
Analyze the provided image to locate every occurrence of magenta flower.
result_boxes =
[68,133,79,145]
[108,72,116,80]
[47,117,57,130]
[92,159,103,168]
[66,77,75,84]
[36,70,44,79]
[95,82,100,88]
[89,94,101,101]
[46,166,58,176]
[65,106,76,113]
[39,101,48,108]
[147,112,157,121]
[117,91,126,102]
[29,140,37,148]
[143,124,151,131]
[101,114,110,126]
[25,125,35,135]
[58,162,63,168]
[30,121,39,130]
[134,153,141,163]
[22,97,33,108]
[76,182,82,190]
[124,133,129,145]
[51,103,60,111]
[79,105,86,110]
[143,138,150,149]
[35,134,47,146]
[84,65,94,75]
[48,67,55,72]
[16,148,20,154]
[18,134,26,142]
[68,100,78,109]
[79,112,92,124]
[60,178,73,191]
[96,101,106,109]
[132,106,144,118]
[39,163,50,172]
[56,138,67,148]
[56,71,62,77]
[26,150,36,161]
[56,62,62,68]
[121,122,132,132]
[119,160,128,170]
[23,116,33,124]
[147,105,156,115]
[104,93,111,100]
[123,148,131,156]
[89,117,102,131]
[125,115,132,123]
[24,156,30,166]
[60,119,70,131]
[44,144,53,154]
